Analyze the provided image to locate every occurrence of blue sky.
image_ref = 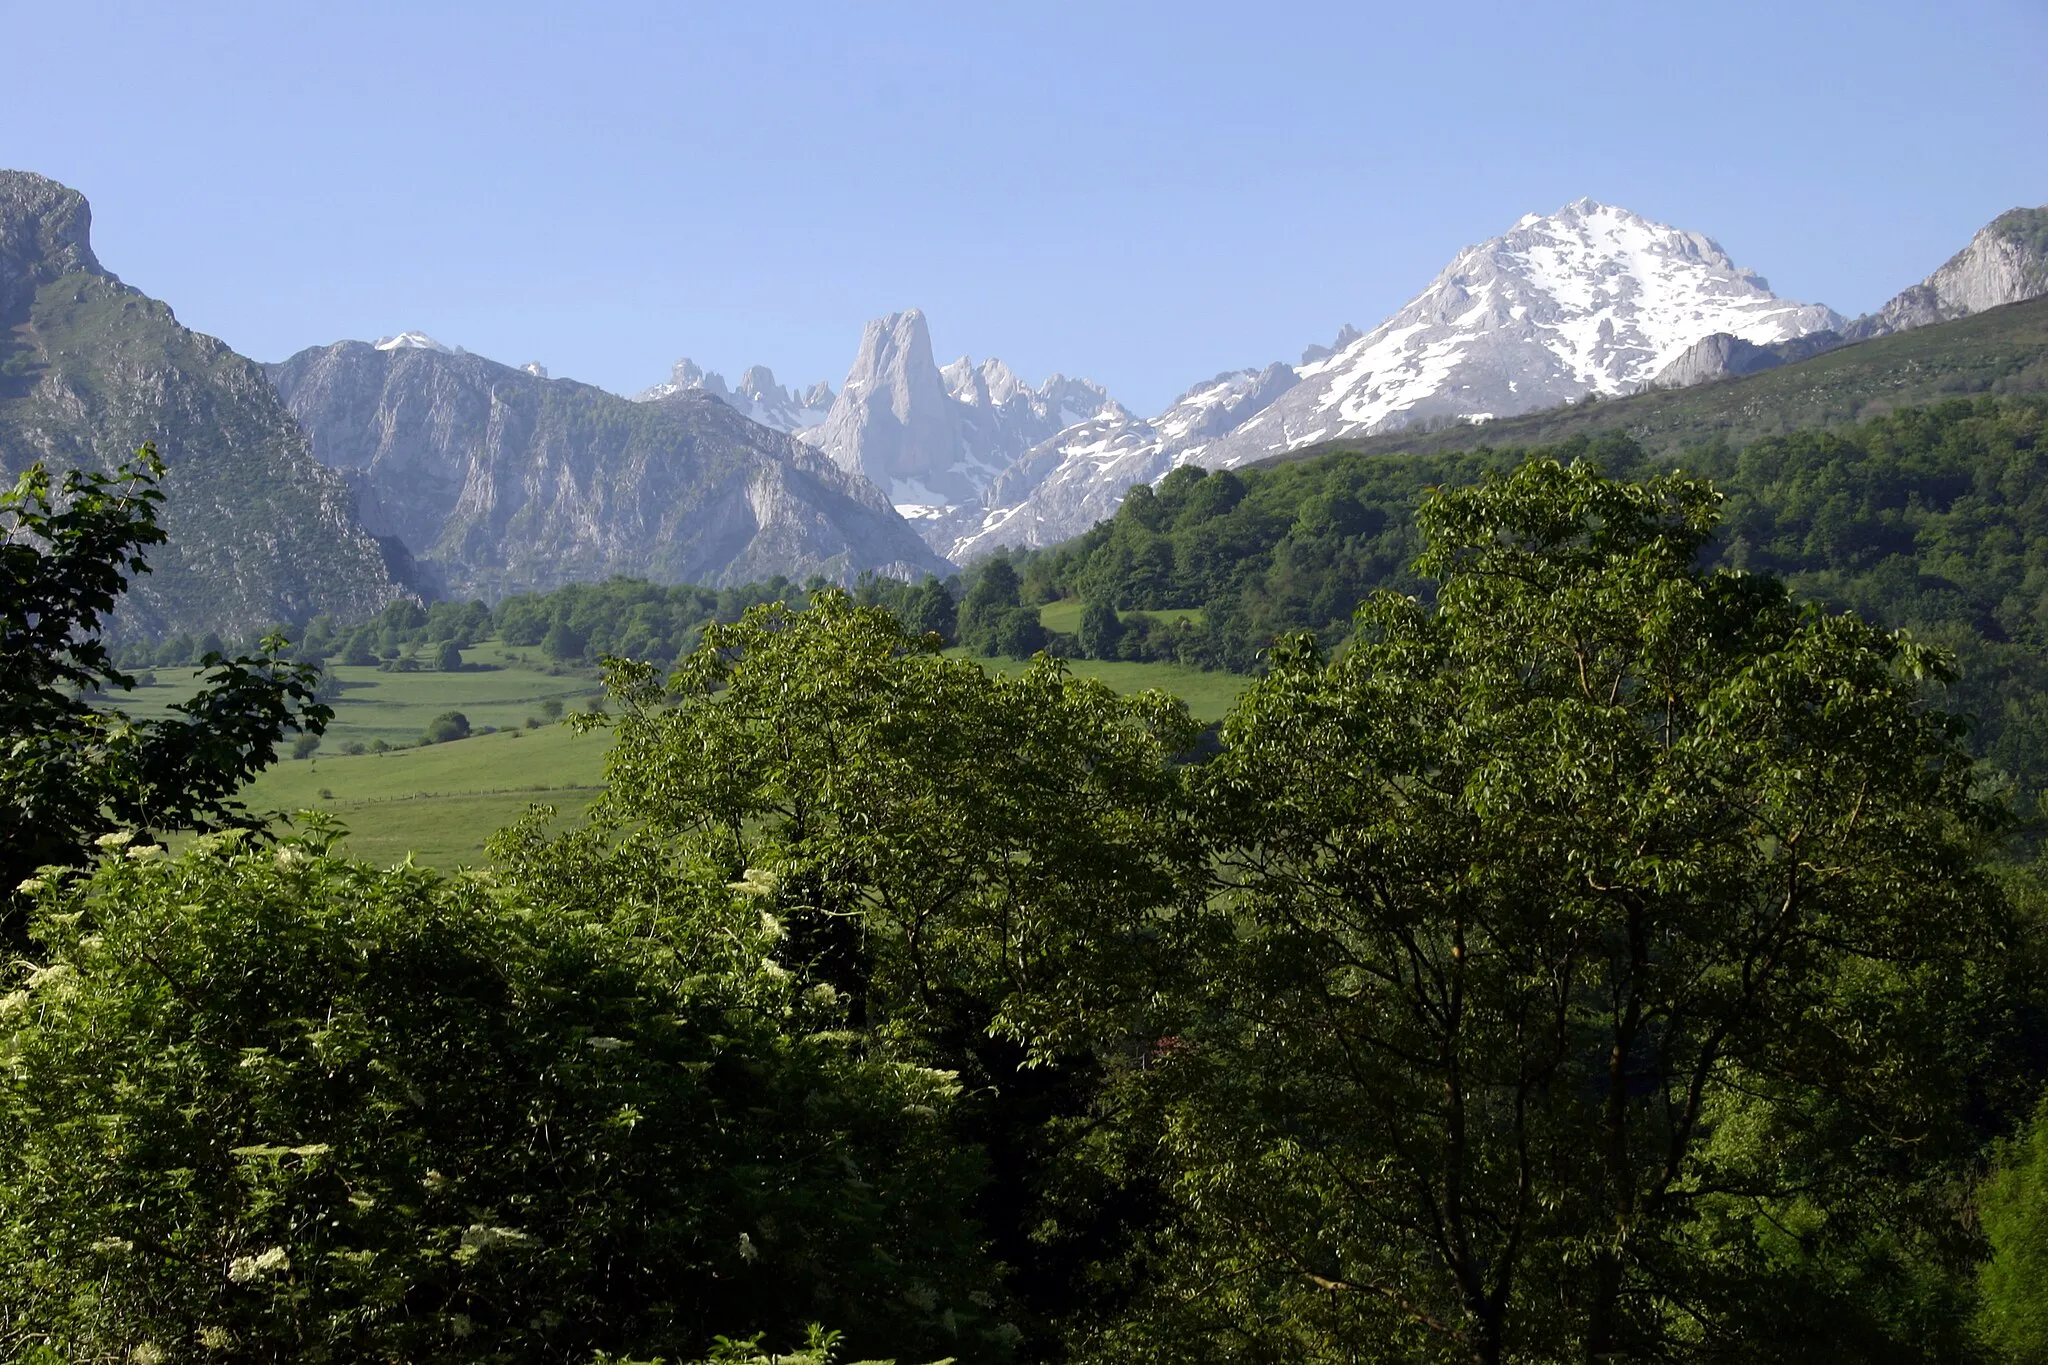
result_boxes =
[5,0,2043,414]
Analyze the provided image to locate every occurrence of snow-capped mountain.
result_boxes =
[942,199,1843,557]
[1196,199,1842,466]
[375,330,458,353]
[634,358,835,434]
[939,365,1296,560]
[798,308,1119,515]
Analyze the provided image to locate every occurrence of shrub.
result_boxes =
[422,711,471,745]
[291,733,321,760]
[0,833,993,1359]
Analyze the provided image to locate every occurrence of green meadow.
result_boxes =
[1035,598,1206,634]
[139,638,1248,868]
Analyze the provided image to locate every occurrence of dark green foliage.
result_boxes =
[1028,398,2048,810]
[1077,600,1124,658]
[422,711,471,744]
[1689,399,2048,800]
[435,639,464,672]
[1090,460,2016,1363]
[960,557,1023,654]
[993,606,1048,660]
[1,448,329,923]
[0,828,989,1360]
[901,575,959,645]
[544,621,588,662]
[565,593,1205,1356]
[1021,441,1518,668]
[290,734,320,760]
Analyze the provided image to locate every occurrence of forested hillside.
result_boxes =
[1009,396,2048,795]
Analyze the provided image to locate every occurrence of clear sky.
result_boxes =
[4,0,2043,414]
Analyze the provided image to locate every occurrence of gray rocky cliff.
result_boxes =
[804,309,976,503]
[1845,205,2048,341]
[267,341,950,599]
[0,170,402,638]
[1652,329,1845,389]
[799,308,1118,511]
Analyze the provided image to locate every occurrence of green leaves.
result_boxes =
[1,449,332,917]
[0,831,993,1360]
[1121,457,2014,1363]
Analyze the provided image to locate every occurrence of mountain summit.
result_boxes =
[0,170,402,636]
[797,308,1119,514]
[1198,199,1842,465]
[634,358,836,434]
[939,200,1842,558]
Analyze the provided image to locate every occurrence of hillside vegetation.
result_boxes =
[1012,396,2048,799]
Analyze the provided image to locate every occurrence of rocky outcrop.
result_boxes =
[0,170,403,638]
[1652,329,1845,388]
[267,340,950,600]
[1845,206,2048,341]
[938,364,1297,560]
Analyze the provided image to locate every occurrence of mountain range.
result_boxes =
[0,170,950,637]
[6,162,2044,640]
[687,197,2043,562]
[266,341,947,602]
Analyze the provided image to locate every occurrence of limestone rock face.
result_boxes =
[1846,206,2048,341]
[0,170,403,638]
[797,307,1117,512]
[268,341,950,600]
[1652,329,1846,388]
[938,364,1296,560]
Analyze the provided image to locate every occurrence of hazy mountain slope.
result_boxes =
[268,340,950,600]
[0,170,402,638]
[1254,293,2048,468]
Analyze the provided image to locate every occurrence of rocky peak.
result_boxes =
[0,170,108,317]
[805,309,973,503]
[1847,204,2048,340]
[1300,324,1362,366]
[633,355,833,434]
[375,331,457,353]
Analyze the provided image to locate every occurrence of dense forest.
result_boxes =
[12,410,2048,1361]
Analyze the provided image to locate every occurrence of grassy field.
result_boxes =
[125,641,606,749]
[239,722,608,866]
[1038,599,1208,634]
[136,639,1250,868]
